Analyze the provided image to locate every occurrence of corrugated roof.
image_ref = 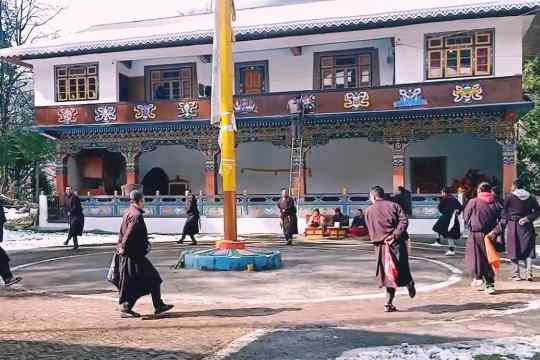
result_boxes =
[1,0,539,60]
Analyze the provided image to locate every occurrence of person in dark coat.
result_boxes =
[432,188,463,256]
[365,186,415,312]
[463,182,503,294]
[117,190,173,318]
[392,186,412,217]
[64,187,84,250]
[0,202,22,287]
[331,208,349,227]
[350,208,368,237]
[500,180,540,281]
[178,190,199,245]
[278,188,298,245]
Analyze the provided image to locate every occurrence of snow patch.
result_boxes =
[337,336,540,360]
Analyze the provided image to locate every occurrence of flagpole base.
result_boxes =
[216,240,246,250]
[180,247,282,271]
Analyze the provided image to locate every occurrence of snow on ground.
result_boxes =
[1,230,238,251]
[5,207,32,221]
[337,336,540,360]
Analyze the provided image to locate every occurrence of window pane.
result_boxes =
[360,69,370,85]
[446,35,472,47]
[322,69,333,89]
[446,50,458,76]
[358,55,371,66]
[459,49,472,75]
[182,81,192,98]
[335,69,345,88]
[163,71,180,79]
[335,56,356,66]
[172,81,180,99]
[321,57,333,67]
[347,68,357,88]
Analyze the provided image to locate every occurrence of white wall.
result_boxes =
[138,145,206,194]
[28,15,529,106]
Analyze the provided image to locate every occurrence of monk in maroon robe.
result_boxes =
[277,189,298,245]
[365,186,415,312]
[500,180,540,281]
[463,182,503,294]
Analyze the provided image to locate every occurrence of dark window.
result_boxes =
[314,49,379,90]
[235,61,268,95]
[55,63,99,102]
[426,30,493,79]
[145,63,197,101]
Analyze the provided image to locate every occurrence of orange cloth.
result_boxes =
[308,214,324,227]
[484,235,500,273]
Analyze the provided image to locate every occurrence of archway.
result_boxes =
[142,167,170,195]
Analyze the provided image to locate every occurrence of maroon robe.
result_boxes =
[365,199,413,288]
[501,191,540,260]
[463,192,502,281]
[277,196,298,237]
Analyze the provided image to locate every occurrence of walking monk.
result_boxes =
[463,182,502,294]
[501,180,540,281]
[278,188,298,245]
[117,190,173,318]
[178,189,200,245]
[64,187,84,250]
[365,186,416,312]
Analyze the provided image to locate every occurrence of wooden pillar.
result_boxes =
[502,142,517,194]
[55,152,69,203]
[204,154,218,199]
[390,142,408,190]
[291,150,308,198]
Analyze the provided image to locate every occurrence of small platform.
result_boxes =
[181,247,282,271]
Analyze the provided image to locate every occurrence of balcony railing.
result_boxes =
[36,76,523,127]
[46,193,442,222]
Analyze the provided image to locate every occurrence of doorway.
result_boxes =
[410,157,446,193]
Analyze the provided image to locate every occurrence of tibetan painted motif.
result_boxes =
[300,95,317,113]
[133,104,157,121]
[94,105,117,123]
[177,101,200,119]
[57,107,79,124]
[393,88,427,108]
[453,84,483,103]
[234,98,258,114]
[344,91,370,110]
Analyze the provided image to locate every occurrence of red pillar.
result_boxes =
[205,157,218,199]
[122,148,141,186]
[391,142,408,190]
[55,153,69,203]
[291,151,308,198]
[502,142,517,194]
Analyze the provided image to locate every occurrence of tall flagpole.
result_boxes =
[217,0,238,243]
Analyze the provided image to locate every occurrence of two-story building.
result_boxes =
[0,0,537,233]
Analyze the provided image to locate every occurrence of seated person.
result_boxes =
[307,208,325,228]
[330,208,349,228]
[350,208,369,237]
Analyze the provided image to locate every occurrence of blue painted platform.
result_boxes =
[180,248,282,271]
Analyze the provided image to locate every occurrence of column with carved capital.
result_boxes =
[390,142,409,190]
[204,152,219,199]
[120,144,142,186]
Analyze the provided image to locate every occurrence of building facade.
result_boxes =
[1,0,538,232]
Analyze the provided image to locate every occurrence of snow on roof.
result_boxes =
[1,0,538,60]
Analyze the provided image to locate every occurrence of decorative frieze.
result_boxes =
[234,98,258,114]
[134,104,157,121]
[344,91,370,110]
[300,95,317,113]
[57,107,79,124]
[453,84,483,103]
[95,105,117,123]
[177,101,200,119]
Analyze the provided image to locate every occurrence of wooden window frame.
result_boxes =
[144,63,198,102]
[234,60,269,95]
[54,63,99,102]
[313,48,380,90]
[425,29,494,80]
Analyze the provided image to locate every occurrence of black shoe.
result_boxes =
[191,240,197,245]
[120,309,141,318]
[384,304,398,312]
[72,246,79,251]
[407,282,416,299]
[64,240,69,246]
[154,303,174,315]
[177,239,184,244]
[4,277,22,287]
[286,239,292,246]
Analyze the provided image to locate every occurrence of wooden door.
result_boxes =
[243,68,263,95]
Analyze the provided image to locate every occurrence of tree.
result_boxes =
[0,0,61,200]
[518,56,540,193]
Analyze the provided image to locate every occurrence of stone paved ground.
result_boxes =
[2,236,540,359]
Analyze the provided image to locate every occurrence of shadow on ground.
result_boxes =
[142,307,302,320]
[0,339,197,360]
[409,301,526,314]
[221,328,476,360]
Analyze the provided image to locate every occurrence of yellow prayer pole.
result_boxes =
[218,0,238,243]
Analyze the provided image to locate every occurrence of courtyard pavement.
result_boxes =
[2,235,540,359]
